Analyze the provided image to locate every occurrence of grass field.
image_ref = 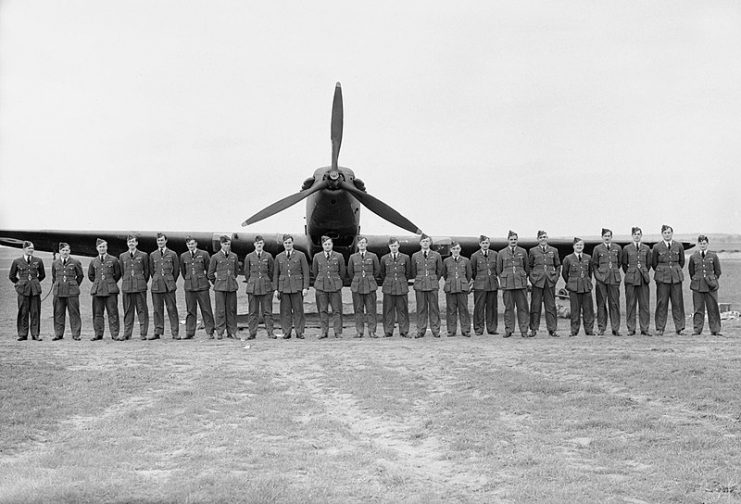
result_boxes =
[1,247,740,503]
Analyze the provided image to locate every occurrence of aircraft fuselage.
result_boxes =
[305,166,361,256]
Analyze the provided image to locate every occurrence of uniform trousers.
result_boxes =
[352,291,377,336]
[415,289,440,336]
[17,294,41,339]
[473,290,498,335]
[655,282,685,333]
[122,291,149,339]
[92,295,119,338]
[53,295,81,338]
[279,291,305,336]
[213,290,237,337]
[692,290,721,334]
[595,281,621,332]
[503,288,529,335]
[625,283,650,333]
[185,290,215,337]
[316,290,343,336]
[383,293,409,336]
[247,293,274,337]
[568,291,595,335]
[152,291,179,337]
[529,284,557,333]
[445,292,471,336]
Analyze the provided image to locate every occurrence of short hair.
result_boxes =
[254,235,264,244]
[185,236,197,244]
[156,232,167,240]
[697,234,709,243]
[507,230,518,239]
[631,227,642,235]
[282,234,293,242]
[320,235,332,244]
[22,241,34,248]
[450,241,460,249]
[219,235,231,244]
[573,237,584,245]
[537,230,547,238]
[356,235,367,244]
[388,237,399,245]
[58,242,70,251]
[479,234,490,242]
[661,224,673,233]
[601,228,612,237]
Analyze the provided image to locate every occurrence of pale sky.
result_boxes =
[1,0,739,240]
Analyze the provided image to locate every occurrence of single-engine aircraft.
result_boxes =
[0,83,689,277]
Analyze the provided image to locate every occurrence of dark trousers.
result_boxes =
[383,293,409,336]
[352,291,377,336]
[569,291,595,335]
[122,291,149,339]
[655,282,685,332]
[279,291,305,336]
[214,290,237,336]
[446,292,471,336]
[625,283,650,333]
[92,294,119,338]
[185,289,215,337]
[473,289,498,335]
[692,290,721,334]
[247,293,274,337]
[503,288,529,335]
[595,281,621,332]
[53,295,81,338]
[415,289,440,336]
[152,290,179,337]
[530,284,557,333]
[17,294,41,339]
[316,290,343,336]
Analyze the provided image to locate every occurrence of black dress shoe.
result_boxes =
[490,331,500,335]
[628,331,636,336]
[246,335,256,340]
[528,330,537,337]
[52,336,63,341]
[148,335,161,340]
[17,337,27,341]
[521,333,528,338]
[612,331,622,336]
[296,334,305,339]
[317,334,327,339]
[90,336,102,341]
[268,334,277,339]
[676,330,684,335]
[550,332,559,337]
[353,334,363,338]
[692,331,701,335]
[712,332,723,336]
[73,336,81,341]
[414,334,425,339]
[641,331,652,336]
[569,333,577,337]
[370,334,379,338]
[462,333,471,338]
[432,334,440,338]
[597,330,605,336]
[503,332,512,338]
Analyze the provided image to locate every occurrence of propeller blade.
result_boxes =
[242,180,328,227]
[331,82,343,170]
[339,181,423,235]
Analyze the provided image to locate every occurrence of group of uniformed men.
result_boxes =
[8,225,723,341]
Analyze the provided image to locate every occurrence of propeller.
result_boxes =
[331,82,343,171]
[241,179,327,227]
[339,181,423,235]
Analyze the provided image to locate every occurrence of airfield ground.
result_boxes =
[0,247,740,503]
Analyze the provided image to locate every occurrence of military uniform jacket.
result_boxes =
[52,257,84,297]
[88,254,121,296]
[243,251,274,295]
[651,241,685,284]
[497,246,530,290]
[688,251,721,293]
[119,250,150,293]
[562,253,593,293]
[621,243,651,286]
[470,250,499,291]
[208,251,239,292]
[347,251,380,294]
[273,250,310,293]
[591,244,622,285]
[411,250,443,291]
[442,256,472,293]
[9,256,46,296]
[180,250,211,291]
[528,246,561,288]
[380,252,411,295]
[312,251,346,292]
[150,248,179,293]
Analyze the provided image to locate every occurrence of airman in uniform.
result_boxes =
[243,235,275,340]
[591,228,623,336]
[8,241,46,341]
[561,237,595,337]
[347,236,381,338]
[88,238,121,341]
[470,235,499,336]
[621,227,652,336]
[441,241,472,337]
[497,231,530,338]
[273,234,310,339]
[411,234,443,338]
[312,236,346,339]
[208,235,239,339]
[180,236,215,339]
[688,235,722,336]
[652,224,686,335]
[379,237,412,337]
[51,242,84,341]
[528,230,561,337]
[149,233,180,339]
[119,234,150,340]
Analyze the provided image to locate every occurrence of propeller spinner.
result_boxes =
[241,83,422,235]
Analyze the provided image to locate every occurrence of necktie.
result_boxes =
[484,251,488,258]
[131,252,135,259]
[63,258,67,266]
[287,252,291,260]
[361,252,365,260]
[26,256,30,264]
[100,255,105,263]
[326,253,330,261]
[258,252,261,259]
[455,256,459,262]
[577,254,582,262]
[702,251,706,259]
[160,249,165,256]
[511,247,516,255]
[424,251,428,259]
[393,253,397,261]
[542,247,547,253]
[225,252,229,259]
[191,251,195,259]
[636,244,640,252]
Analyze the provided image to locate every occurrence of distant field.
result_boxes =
[1,246,740,503]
